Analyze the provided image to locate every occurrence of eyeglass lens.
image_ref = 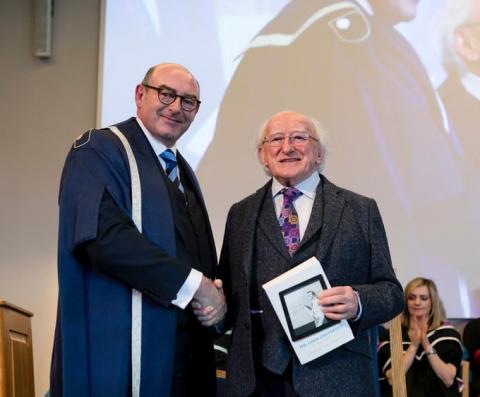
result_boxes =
[157,86,198,111]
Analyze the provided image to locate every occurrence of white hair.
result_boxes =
[441,0,476,75]
[256,111,330,174]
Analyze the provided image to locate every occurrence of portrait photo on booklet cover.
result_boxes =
[279,275,338,341]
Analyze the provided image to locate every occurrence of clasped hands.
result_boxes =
[408,315,429,350]
[191,276,226,327]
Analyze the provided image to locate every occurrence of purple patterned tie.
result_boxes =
[278,187,302,256]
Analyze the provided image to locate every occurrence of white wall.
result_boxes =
[0,0,100,395]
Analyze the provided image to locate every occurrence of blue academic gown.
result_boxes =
[51,117,210,396]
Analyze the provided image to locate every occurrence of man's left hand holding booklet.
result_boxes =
[262,256,354,364]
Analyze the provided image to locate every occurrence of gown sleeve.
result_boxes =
[60,131,191,306]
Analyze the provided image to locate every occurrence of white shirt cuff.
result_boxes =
[171,269,203,309]
[352,290,363,322]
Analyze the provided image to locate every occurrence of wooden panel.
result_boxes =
[0,301,34,397]
[462,360,469,397]
[11,331,34,396]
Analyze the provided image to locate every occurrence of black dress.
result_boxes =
[377,324,463,397]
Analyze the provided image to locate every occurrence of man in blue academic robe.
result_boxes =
[50,63,225,396]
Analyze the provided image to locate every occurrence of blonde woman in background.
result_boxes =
[377,277,464,396]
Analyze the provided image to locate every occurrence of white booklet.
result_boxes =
[262,256,354,364]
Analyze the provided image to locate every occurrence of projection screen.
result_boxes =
[99,0,480,318]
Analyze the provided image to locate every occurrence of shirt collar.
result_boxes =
[272,172,320,200]
[136,117,178,156]
[461,72,480,101]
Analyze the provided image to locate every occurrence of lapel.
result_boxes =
[166,153,198,254]
[240,175,346,282]
[298,175,324,251]
[257,187,292,261]
[177,152,198,196]
[177,151,218,264]
[313,175,346,264]
[112,118,177,253]
[115,119,200,256]
[252,174,348,266]
[116,118,169,185]
[239,180,282,283]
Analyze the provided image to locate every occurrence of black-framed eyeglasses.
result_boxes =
[262,131,319,147]
[143,84,201,112]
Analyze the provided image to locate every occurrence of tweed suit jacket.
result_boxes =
[218,174,403,397]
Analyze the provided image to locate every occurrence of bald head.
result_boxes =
[141,63,200,96]
[135,63,200,147]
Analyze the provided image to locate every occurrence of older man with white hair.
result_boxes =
[214,110,403,397]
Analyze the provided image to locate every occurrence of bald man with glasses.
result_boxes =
[50,63,225,397]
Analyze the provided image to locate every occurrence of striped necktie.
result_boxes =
[278,187,302,256]
[159,149,179,185]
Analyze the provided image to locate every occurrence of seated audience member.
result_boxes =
[377,277,464,396]
[463,318,480,397]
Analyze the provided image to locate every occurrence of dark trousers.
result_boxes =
[170,317,216,397]
[250,314,298,397]
[252,363,297,397]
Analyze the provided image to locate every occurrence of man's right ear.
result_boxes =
[134,84,145,106]
[257,146,266,166]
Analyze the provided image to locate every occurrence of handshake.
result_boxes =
[191,276,227,327]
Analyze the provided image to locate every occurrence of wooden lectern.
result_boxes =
[0,300,35,397]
